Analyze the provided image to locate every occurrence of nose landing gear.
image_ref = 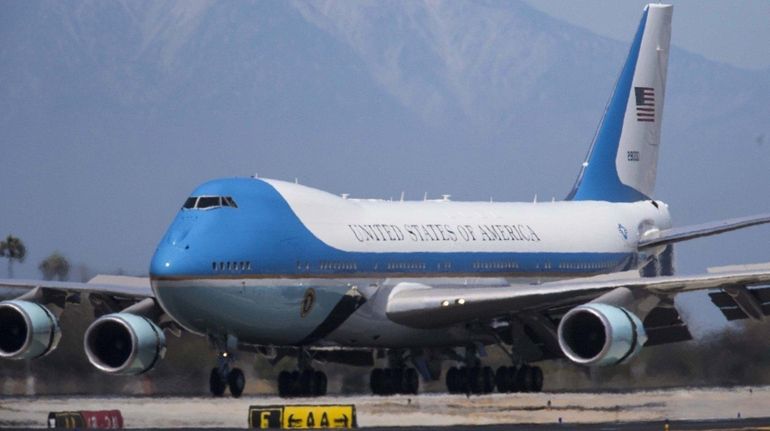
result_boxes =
[209,351,246,397]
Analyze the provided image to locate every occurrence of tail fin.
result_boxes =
[567,4,672,202]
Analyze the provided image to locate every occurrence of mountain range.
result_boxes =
[1,0,768,301]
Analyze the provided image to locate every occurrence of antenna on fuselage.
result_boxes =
[400,191,405,202]
[423,192,428,201]
[294,177,299,184]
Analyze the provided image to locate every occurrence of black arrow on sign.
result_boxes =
[334,414,349,428]
[287,414,302,428]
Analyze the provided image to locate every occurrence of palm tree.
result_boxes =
[0,235,26,278]
[39,252,70,281]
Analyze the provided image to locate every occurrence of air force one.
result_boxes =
[3,3,770,398]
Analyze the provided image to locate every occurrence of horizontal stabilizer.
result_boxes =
[638,213,770,249]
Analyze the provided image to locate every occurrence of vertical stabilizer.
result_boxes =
[568,4,672,202]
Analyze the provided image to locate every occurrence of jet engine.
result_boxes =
[0,300,61,360]
[84,313,166,375]
[557,303,647,367]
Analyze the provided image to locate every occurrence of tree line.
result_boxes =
[1,234,70,280]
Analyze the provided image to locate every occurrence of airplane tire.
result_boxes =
[405,368,419,394]
[469,367,482,394]
[278,371,292,397]
[495,366,508,392]
[313,371,327,396]
[530,366,544,392]
[209,368,226,397]
[446,367,459,393]
[497,366,518,392]
[228,368,245,398]
[392,368,405,394]
[289,371,301,396]
[482,367,495,394]
[516,365,533,392]
[370,368,384,395]
[383,368,395,395]
[300,369,314,397]
[458,367,469,393]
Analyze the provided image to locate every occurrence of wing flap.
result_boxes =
[642,306,692,345]
[709,286,770,322]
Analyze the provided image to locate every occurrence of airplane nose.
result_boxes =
[150,243,203,277]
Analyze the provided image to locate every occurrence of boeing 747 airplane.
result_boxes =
[3,4,770,398]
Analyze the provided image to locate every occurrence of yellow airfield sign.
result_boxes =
[249,405,357,429]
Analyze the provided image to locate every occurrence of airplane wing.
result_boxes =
[0,275,154,317]
[0,275,153,299]
[638,213,770,249]
[386,267,770,329]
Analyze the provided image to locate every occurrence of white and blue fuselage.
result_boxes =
[149,177,671,348]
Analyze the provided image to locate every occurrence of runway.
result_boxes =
[1,386,769,429]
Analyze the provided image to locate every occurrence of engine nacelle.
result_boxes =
[557,303,647,367]
[0,300,61,360]
[84,313,166,375]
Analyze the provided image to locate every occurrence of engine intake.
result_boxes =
[557,303,647,366]
[0,300,61,360]
[84,313,166,375]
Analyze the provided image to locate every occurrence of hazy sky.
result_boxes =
[523,0,770,70]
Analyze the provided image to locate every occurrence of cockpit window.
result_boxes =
[197,196,220,209]
[182,195,238,210]
[182,197,197,209]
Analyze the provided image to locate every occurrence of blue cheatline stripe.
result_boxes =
[567,8,650,203]
[150,178,639,279]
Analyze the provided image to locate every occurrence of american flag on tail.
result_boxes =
[634,86,655,122]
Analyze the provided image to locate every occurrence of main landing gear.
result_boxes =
[494,364,543,393]
[445,364,542,394]
[209,351,246,397]
[444,344,544,394]
[277,348,328,398]
[446,366,495,394]
[369,349,420,395]
[278,369,328,397]
[370,367,419,395]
